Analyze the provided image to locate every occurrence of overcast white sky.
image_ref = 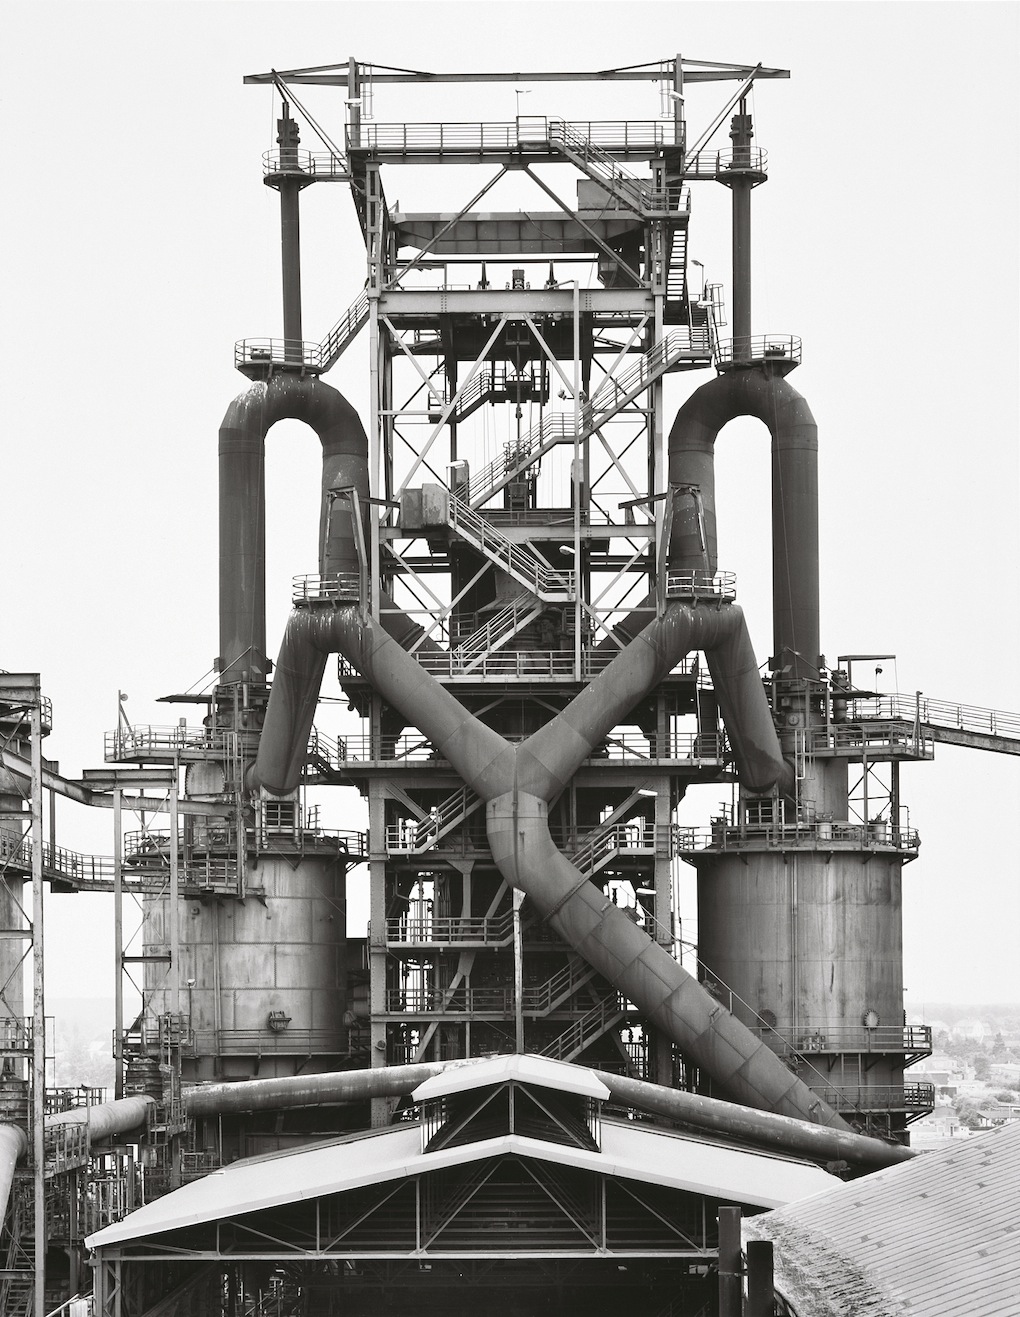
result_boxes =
[2,1,1018,1012]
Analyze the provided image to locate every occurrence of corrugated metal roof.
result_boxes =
[747,1121,1020,1317]
[87,1116,833,1250]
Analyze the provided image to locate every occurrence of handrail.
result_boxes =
[808,1082,935,1112]
[410,649,701,682]
[540,992,629,1062]
[850,693,1020,741]
[452,595,544,664]
[356,119,679,155]
[715,335,801,367]
[754,1023,933,1055]
[262,149,349,179]
[448,495,575,598]
[386,910,515,945]
[676,820,921,853]
[683,146,768,177]
[235,289,369,375]
[571,821,660,875]
[292,573,361,605]
[808,721,934,757]
[45,1297,94,1317]
[234,337,323,370]
[664,570,737,600]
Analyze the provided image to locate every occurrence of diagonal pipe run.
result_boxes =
[250,603,846,1129]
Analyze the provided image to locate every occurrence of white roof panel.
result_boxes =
[88,1116,832,1250]
[412,1054,611,1101]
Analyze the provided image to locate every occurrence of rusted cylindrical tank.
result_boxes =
[144,854,346,1082]
[697,851,903,1044]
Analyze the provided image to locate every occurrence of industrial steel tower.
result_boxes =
[134,55,933,1143]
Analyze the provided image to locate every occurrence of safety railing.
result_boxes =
[808,1082,935,1113]
[309,729,436,767]
[753,1023,932,1056]
[809,721,935,758]
[571,821,659,876]
[850,693,1020,742]
[592,730,728,764]
[465,412,576,506]
[467,332,705,510]
[385,986,512,1014]
[447,495,575,598]
[683,146,768,177]
[0,691,53,735]
[715,335,801,367]
[234,337,324,370]
[356,119,678,155]
[385,910,515,945]
[262,149,349,178]
[44,1297,94,1317]
[105,722,258,761]
[125,826,365,860]
[292,572,361,605]
[408,648,701,682]
[664,570,737,601]
[445,364,547,424]
[540,992,631,1062]
[588,329,706,408]
[676,819,920,854]
[319,289,370,370]
[188,1028,347,1056]
[452,595,545,664]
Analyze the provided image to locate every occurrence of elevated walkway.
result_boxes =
[850,692,1020,757]
[235,289,369,378]
[352,117,679,164]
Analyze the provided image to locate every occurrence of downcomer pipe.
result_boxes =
[250,603,848,1129]
[668,368,820,684]
[181,1061,913,1170]
[218,375,369,684]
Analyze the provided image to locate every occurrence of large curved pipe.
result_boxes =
[0,1096,155,1227]
[249,603,846,1129]
[45,1095,155,1143]
[0,1123,28,1231]
[182,1060,912,1170]
[219,375,369,683]
[668,368,819,682]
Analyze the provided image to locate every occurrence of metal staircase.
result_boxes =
[446,497,575,600]
[664,224,688,314]
[570,821,655,878]
[0,1177,34,1317]
[318,289,370,371]
[448,364,548,424]
[466,331,706,509]
[539,120,660,215]
[400,785,484,854]
[523,956,599,1016]
[540,992,630,1063]
[451,595,547,671]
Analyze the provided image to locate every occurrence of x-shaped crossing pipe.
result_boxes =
[249,597,845,1130]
